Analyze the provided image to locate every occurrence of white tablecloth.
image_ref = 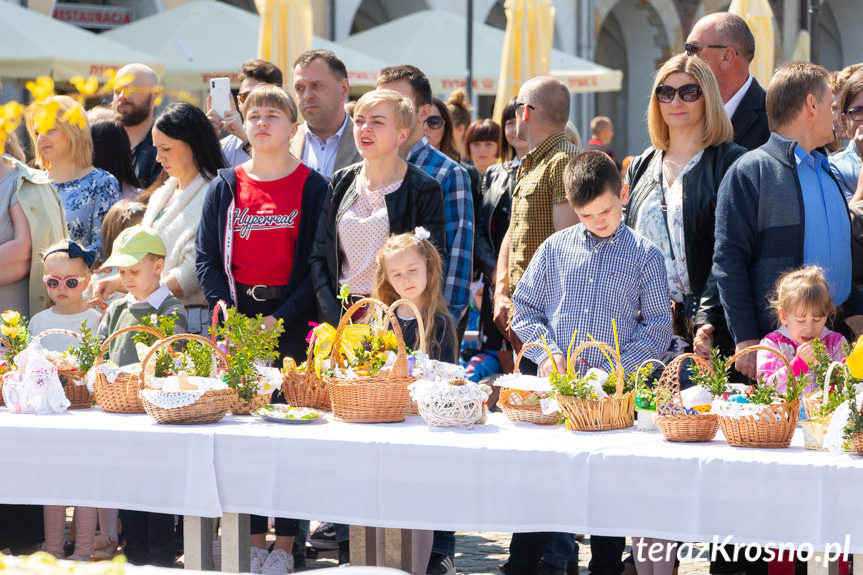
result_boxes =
[213,412,863,552]
[0,409,221,517]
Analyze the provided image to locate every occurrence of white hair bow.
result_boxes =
[413,227,430,243]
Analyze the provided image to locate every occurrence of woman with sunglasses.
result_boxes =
[830,69,863,203]
[624,54,745,370]
[424,98,460,162]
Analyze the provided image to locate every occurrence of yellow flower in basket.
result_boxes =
[311,322,371,372]
[846,335,863,379]
[1,311,21,326]
[1,324,20,339]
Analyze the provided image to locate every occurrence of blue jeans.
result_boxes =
[432,530,455,556]
[542,532,578,569]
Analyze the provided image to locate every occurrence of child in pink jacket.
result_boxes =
[757,266,847,399]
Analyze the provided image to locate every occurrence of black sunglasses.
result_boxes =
[425,115,444,130]
[684,42,733,56]
[845,107,863,122]
[515,101,536,112]
[655,83,703,103]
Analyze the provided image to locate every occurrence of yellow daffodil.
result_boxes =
[1,325,20,339]
[846,335,863,378]
[32,101,59,135]
[177,91,199,106]
[61,104,87,130]
[0,102,23,130]
[152,86,164,107]
[381,331,398,351]
[102,69,134,93]
[1,311,20,326]
[70,75,99,96]
[25,77,54,102]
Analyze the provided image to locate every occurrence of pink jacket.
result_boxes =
[757,326,847,395]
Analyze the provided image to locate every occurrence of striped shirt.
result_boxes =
[508,132,579,291]
[408,137,474,319]
[511,222,672,372]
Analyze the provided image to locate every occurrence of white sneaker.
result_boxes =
[250,546,269,574]
[261,548,294,575]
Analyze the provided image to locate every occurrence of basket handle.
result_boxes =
[96,325,166,366]
[30,328,83,346]
[330,297,409,378]
[823,361,846,407]
[140,333,229,387]
[383,298,426,353]
[514,342,556,372]
[656,353,712,414]
[210,300,230,343]
[569,341,626,396]
[726,344,797,391]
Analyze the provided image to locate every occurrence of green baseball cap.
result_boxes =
[102,225,167,268]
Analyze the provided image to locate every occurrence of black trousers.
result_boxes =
[120,510,175,566]
[506,533,624,575]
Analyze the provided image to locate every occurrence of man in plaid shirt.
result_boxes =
[378,66,474,326]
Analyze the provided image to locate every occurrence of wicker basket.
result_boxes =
[228,387,271,415]
[717,345,800,448]
[852,433,863,456]
[497,342,559,425]
[28,328,93,409]
[140,334,233,425]
[387,299,425,416]
[802,361,844,419]
[325,298,414,423]
[654,353,720,442]
[412,380,488,428]
[281,333,331,410]
[93,325,165,414]
[555,341,634,432]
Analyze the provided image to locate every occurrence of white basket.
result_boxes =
[410,379,489,429]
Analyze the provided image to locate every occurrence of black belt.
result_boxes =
[237,283,285,302]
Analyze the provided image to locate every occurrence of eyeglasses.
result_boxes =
[425,115,444,130]
[655,83,703,103]
[515,101,536,114]
[844,107,863,122]
[43,275,86,290]
[684,42,733,56]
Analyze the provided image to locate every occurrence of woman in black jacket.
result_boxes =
[310,89,445,326]
[624,54,745,358]
[475,99,528,352]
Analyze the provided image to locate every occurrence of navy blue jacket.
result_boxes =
[195,166,328,361]
[713,133,861,344]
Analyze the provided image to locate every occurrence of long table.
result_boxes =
[1,409,862,569]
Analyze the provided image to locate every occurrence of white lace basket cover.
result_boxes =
[141,377,228,409]
[409,379,489,429]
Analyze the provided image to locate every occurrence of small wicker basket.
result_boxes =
[93,325,165,414]
[716,345,800,448]
[497,342,559,425]
[140,334,233,425]
[325,298,415,423]
[386,299,425,416]
[802,361,844,420]
[31,328,93,409]
[655,353,720,442]
[281,332,331,410]
[228,385,271,415]
[852,432,863,457]
[555,341,634,432]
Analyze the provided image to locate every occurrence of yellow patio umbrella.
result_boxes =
[254,0,313,89]
[493,0,555,123]
[728,0,775,87]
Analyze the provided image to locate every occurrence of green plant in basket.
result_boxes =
[70,322,100,373]
[543,332,601,400]
[633,363,657,410]
[213,308,284,402]
[687,348,730,399]
[133,312,180,377]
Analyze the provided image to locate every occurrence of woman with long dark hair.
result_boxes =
[424,98,460,162]
[94,102,227,333]
[91,119,141,200]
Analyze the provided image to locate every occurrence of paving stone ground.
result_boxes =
[303,533,712,575]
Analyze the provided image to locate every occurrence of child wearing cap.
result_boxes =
[96,224,186,568]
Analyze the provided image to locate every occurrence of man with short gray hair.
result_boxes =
[686,12,769,150]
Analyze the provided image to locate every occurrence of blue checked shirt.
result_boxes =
[512,222,672,373]
[408,136,474,319]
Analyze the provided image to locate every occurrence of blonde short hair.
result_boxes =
[26,95,92,170]
[354,89,415,130]
[242,83,298,123]
[647,54,733,151]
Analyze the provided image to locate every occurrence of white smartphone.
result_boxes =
[209,77,232,119]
